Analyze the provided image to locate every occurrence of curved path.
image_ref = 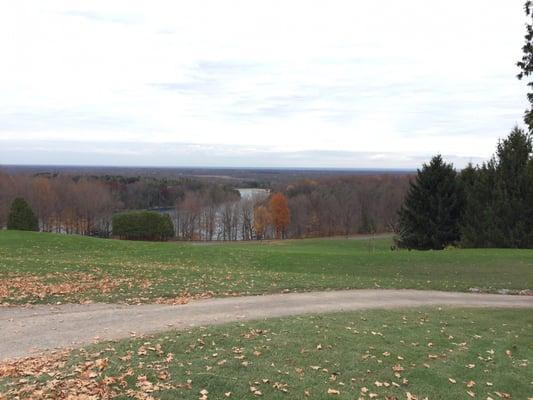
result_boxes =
[2,289,533,361]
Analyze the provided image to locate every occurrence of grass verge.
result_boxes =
[1,308,532,399]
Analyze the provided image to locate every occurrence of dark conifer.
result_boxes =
[7,198,39,231]
[460,161,499,247]
[517,1,533,130]
[396,155,463,250]
[461,127,533,247]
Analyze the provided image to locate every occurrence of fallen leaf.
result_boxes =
[392,364,404,373]
[250,386,262,396]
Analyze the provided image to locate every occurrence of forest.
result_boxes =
[0,169,412,240]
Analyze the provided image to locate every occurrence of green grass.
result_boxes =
[0,230,532,304]
[2,308,532,399]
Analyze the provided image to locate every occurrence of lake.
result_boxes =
[236,188,270,200]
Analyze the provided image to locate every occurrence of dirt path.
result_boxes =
[2,289,533,361]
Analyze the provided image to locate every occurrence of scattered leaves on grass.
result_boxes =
[1,309,531,399]
[0,272,149,304]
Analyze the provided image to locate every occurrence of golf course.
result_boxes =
[1,231,532,399]
[1,231,532,305]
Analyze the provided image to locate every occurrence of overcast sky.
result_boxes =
[0,1,529,168]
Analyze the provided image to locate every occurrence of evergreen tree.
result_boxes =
[461,127,533,248]
[7,197,39,231]
[460,161,500,247]
[517,1,533,130]
[493,127,533,246]
[396,155,464,250]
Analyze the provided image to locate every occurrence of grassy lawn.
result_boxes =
[1,308,532,399]
[0,231,532,304]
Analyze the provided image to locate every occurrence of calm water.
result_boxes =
[236,188,269,200]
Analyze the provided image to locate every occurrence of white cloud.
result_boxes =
[0,0,528,167]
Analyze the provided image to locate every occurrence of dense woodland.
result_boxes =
[0,173,238,237]
[0,170,411,240]
[284,175,409,237]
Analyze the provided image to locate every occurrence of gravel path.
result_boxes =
[2,289,533,361]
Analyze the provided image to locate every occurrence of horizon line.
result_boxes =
[0,163,418,172]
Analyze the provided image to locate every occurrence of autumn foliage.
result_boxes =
[253,205,271,240]
[0,169,412,240]
[269,192,291,239]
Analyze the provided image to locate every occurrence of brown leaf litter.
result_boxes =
[0,273,149,304]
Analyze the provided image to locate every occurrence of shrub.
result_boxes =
[7,197,39,231]
[112,211,175,241]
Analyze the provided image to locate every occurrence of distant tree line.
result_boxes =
[0,174,116,236]
[172,186,241,240]
[0,174,238,237]
[170,176,412,241]
[284,175,411,238]
[397,128,533,249]
[0,171,412,241]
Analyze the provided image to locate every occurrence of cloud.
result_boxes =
[150,61,262,95]
[0,109,148,134]
[151,82,215,93]
[0,0,529,167]
[194,60,260,75]
[0,139,486,169]
[63,10,141,25]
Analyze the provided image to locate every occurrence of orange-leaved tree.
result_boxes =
[269,192,290,239]
[253,205,271,240]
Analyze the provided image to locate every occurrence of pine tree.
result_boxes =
[461,127,533,248]
[396,155,464,250]
[7,197,39,231]
[517,1,533,130]
[460,161,500,247]
[492,127,533,247]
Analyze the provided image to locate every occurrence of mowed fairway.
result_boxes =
[2,308,532,399]
[0,231,532,304]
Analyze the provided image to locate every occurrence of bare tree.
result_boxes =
[176,191,202,240]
